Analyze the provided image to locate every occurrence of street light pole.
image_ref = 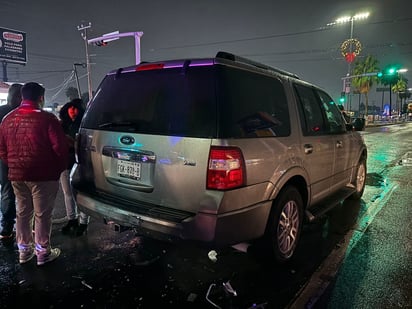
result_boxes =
[335,12,369,111]
[77,22,93,101]
[87,31,144,65]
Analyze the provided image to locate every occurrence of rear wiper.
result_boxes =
[98,121,134,128]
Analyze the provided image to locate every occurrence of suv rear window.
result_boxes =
[82,63,290,138]
[82,67,217,138]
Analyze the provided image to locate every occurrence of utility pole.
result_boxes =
[77,22,93,101]
[73,63,85,98]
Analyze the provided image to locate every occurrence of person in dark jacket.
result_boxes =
[0,83,22,242]
[59,98,90,236]
[0,82,68,266]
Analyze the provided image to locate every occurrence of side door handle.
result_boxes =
[336,140,343,148]
[304,144,313,154]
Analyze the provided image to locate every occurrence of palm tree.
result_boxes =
[379,65,402,116]
[352,55,380,121]
[392,77,409,115]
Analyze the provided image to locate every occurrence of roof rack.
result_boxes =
[216,51,299,79]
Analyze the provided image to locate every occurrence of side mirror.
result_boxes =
[346,123,354,131]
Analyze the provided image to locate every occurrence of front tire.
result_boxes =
[348,159,366,200]
[266,186,303,263]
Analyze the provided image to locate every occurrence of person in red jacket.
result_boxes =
[0,82,68,266]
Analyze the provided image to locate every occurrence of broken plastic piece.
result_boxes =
[223,280,237,297]
[208,250,218,262]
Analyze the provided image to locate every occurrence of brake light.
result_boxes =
[135,63,164,71]
[207,146,246,190]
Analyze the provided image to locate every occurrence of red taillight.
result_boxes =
[135,63,164,71]
[207,146,246,190]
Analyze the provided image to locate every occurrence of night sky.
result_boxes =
[1,0,411,108]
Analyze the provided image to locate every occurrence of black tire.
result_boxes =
[265,186,303,263]
[348,159,366,200]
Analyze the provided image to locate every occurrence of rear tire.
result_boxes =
[265,186,303,263]
[348,159,366,200]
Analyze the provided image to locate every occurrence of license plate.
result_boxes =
[117,160,141,180]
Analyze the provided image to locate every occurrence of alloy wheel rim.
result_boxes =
[357,163,366,192]
[277,200,299,257]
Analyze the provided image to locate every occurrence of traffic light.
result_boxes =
[339,92,346,104]
[387,67,396,75]
[377,71,383,78]
[94,40,108,47]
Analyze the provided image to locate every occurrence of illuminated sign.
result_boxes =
[0,27,27,64]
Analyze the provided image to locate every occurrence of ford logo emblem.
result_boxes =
[120,136,135,145]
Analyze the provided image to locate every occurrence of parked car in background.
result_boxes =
[71,51,367,263]
[352,117,366,131]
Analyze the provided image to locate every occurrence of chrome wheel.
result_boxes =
[356,161,366,193]
[266,185,303,263]
[349,159,367,200]
[277,200,300,258]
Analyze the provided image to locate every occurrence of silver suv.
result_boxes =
[71,51,367,263]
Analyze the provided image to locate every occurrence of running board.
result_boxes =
[305,187,356,222]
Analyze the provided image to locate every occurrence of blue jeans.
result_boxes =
[0,159,16,231]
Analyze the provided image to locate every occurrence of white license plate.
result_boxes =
[117,160,141,180]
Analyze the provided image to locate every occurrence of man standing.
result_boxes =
[0,82,68,266]
[0,84,22,242]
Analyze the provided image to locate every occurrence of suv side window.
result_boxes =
[316,90,347,134]
[294,84,327,135]
[218,67,290,138]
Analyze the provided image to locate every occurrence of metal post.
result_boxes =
[2,61,8,82]
[73,63,82,98]
[389,83,392,117]
[77,23,93,101]
[88,31,143,65]
[134,32,142,65]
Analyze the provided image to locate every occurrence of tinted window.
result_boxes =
[82,66,216,138]
[217,66,290,138]
[316,90,346,134]
[294,84,327,135]
[82,64,290,139]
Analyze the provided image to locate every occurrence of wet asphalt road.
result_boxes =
[0,185,354,309]
[1,122,411,309]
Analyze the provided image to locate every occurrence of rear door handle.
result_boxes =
[304,144,313,154]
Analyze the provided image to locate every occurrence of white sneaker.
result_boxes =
[19,248,35,264]
[37,248,61,266]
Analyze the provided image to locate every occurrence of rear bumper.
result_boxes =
[75,191,272,247]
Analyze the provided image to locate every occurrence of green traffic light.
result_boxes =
[377,72,383,78]
[388,68,396,75]
[339,97,345,103]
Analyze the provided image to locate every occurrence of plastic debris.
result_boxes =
[205,283,222,309]
[223,280,237,297]
[187,293,197,302]
[81,280,93,290]
[208,250,218,262]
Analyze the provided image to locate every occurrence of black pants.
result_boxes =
[0,159,16,231]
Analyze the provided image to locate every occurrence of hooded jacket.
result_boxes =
[0,100,68,181]
[59,99,85,169]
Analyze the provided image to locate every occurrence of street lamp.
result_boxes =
[333,11,369,111]
[336,12,369,76]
